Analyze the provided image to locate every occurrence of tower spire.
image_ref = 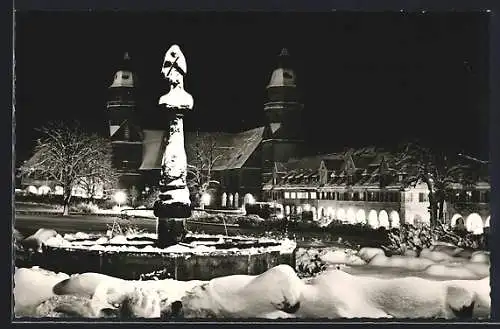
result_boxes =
[277,48,291,69]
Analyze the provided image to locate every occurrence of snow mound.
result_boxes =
[320,250,366,266]
[357,247,385,262]
[14,267,70,315]
[470,251,490,264]
[296,269,490,319]
[368,254,436,271]
[14,263,490,320]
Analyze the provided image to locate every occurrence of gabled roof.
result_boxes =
[110,120,143,142]
[140,127,265,171]
[204,127,264,170]
[139,130,168,170]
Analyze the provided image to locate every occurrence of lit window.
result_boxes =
[284,192,290,199]
[310,192,317,199]
[291,192,296,199]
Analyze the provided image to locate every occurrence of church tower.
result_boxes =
[107,52,143,190]
[261,48,304,185]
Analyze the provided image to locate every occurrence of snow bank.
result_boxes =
[297,269,490,319]
[22,229,58,251]
[320,250,366,266]
[357,247,385,262]
[14,262,490,320]
[14,267,69,315]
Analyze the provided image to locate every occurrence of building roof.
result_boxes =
[139,130,168,170]
[110,70,135,88]
[267,48,297,88]
[139,126,265,171]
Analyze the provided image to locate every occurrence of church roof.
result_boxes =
[139,130,168,170]
[139,127,265,171]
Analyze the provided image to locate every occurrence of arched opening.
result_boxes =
[451,214,464,228]
[27,185,38,195]
[356,209,366,224]
[38,185,51,195]
[275,203,284,219]
[466,213,484,235]
[389,211,400,228]
[379,210,390,228]
[243,193,254,205]
[336,208,346,222]
[368,210,378,228]
[234,192,239,208]
[311,206,317,221]
[228,193,234,208]
[346,208,356,224]
[285,205,290,215]
[485,216,490,228]
[221,192,227,207]
[54,186,64,195]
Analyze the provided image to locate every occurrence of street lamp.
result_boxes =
[113,191,127,207]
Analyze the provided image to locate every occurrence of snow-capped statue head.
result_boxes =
[159,44,193,110]
[161,44,187,87]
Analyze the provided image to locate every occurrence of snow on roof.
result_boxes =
[139,127,264,171]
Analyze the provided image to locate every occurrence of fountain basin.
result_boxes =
[20,232,296,281]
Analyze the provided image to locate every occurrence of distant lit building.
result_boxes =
[262,150,490,233]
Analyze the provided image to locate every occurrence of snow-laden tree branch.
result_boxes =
[390,142,480,228]
[19,122,119,215]
[186,134,223,206]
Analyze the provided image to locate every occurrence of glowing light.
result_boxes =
[303,204,311,212]
[201,193,211,206]
[245,193,255,204]
[113,191,127,205]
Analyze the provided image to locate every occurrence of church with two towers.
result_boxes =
[106,48,304,208]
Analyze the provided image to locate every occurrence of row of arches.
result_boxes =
[283,205,401,229]
[25,185,63,196]
[451,213,490,235]
[220,192,256,208]
[24,185,103,198]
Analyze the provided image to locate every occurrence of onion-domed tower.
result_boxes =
[261,48,304,185]
[107,52,143,190]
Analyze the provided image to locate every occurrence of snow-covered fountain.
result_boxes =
[24,45,296,281]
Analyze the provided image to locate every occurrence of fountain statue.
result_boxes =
[154,45,193,248]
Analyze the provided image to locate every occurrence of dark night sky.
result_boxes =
[14,11,490,165]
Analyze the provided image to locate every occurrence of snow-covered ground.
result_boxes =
[14,242,490,320]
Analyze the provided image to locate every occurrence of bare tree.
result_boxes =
[186,134,223,206]
[391,141,477,228]
[19,122,118,215]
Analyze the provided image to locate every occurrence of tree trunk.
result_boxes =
[437,198,445,225]
[427,191,438,228]
[62,187,72,216]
